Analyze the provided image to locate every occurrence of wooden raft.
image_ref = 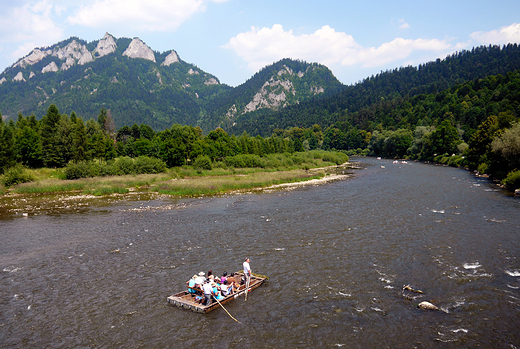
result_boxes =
[167,272,267,313]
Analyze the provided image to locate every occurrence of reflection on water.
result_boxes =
[1,157,519,348]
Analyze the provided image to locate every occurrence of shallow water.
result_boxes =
[1,158,519,348]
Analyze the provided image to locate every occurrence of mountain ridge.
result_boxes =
[0,33,342,132]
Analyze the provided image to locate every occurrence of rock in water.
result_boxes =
[418,301,438,310]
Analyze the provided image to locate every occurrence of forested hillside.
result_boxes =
[0,34,342,132]
[229,44,520,136]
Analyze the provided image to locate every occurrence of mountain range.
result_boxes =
[1,33,519,136]
[0,33,343,132]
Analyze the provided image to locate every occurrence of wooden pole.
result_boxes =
[213,295,241,323]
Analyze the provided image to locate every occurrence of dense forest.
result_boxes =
[0,104,320,180]
[229,44,520,136]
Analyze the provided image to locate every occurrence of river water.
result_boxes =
[1,157,519,348]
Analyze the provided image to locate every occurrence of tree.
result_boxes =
[0,117,16,173]
[72,117,88,162]
[15,126,42,168]
[466,115,499,170]
[491,122,520,176]
[384,129,413,158]
[40,104,62,168]
[429,120,462,156]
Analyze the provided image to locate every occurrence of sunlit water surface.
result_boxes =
[1,158,519,348]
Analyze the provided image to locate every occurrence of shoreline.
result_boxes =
[0,162,355,218]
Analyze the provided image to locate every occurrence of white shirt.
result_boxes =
[243,261,251,275]
[220,284,230,296]
[202,282,213,295]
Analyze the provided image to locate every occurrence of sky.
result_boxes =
[1,0,520,87]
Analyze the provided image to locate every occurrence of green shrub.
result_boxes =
[477,162,489,175]
[224,154,266,168]
[213,161,227,169]
[134,156,167,174]
[64,161,94,180]
[447,155,464,167]
[98,161,117,176]
[114,157,135,175]
[322,151,348,165]
[502,170,520,191]
[192,155,213,171]
[1,164,35,187]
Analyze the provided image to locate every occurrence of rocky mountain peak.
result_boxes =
[94,32,117,57]
[161,51,179,66]
[123,38,156,62]
[13,48,52,69]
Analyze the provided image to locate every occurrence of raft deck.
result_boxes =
[167,273,267,313]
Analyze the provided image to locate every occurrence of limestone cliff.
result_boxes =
[94,33,117,57]
[123,38,156,62]
[161,51,179,66]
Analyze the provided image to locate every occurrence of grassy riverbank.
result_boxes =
[0,150,349,199]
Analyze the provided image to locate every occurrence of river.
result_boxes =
[1,157,519,348]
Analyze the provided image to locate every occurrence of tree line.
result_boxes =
[0,105,303,175]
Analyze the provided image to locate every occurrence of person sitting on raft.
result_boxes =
[220,271,228,285]
[207,270,214,282]
[194,271,206,287]
[220,279,234,296]
[186,275,198,294]
[211,282,224,301]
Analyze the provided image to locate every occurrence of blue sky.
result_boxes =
[1,0,519,87]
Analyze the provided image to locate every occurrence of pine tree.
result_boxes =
[40,105,62,168]
[0,116,16,173]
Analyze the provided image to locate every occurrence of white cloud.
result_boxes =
[0,0,64,44]
[67,0,206,31]
[470,23,520,45]
[223,24,361,72]
[399,19,410,30]
[224,24,454,72]
[0,0,65,61]
[355,38,452,68]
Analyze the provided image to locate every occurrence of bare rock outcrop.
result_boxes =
[94,33,117,57]
[161,51,179,66]
[13,48,52,68]
[244,78,294,113]
[42,62,59,73]
[13,72,26,82]
[205,77,218,85]
[123,38,156,62]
